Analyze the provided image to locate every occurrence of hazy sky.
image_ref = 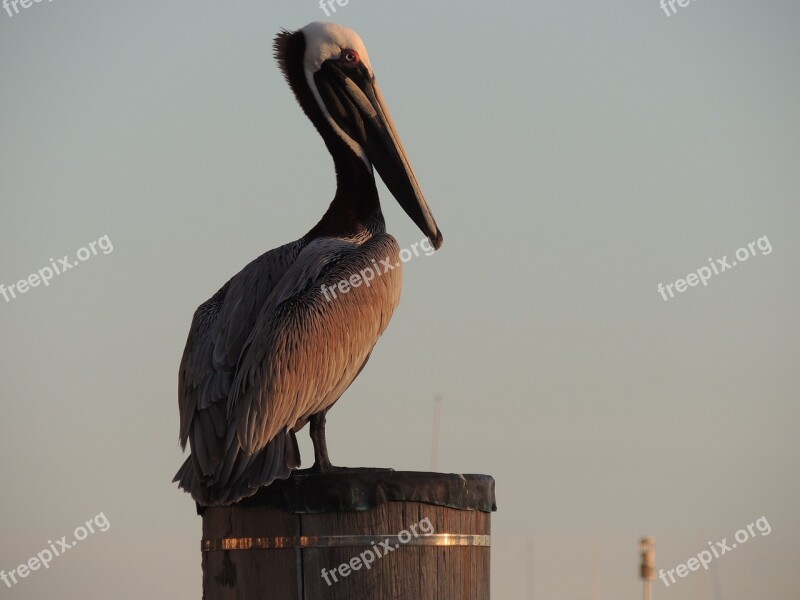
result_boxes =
[1,1,798,598]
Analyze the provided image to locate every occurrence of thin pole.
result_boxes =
[710,558,723,600]
[593,532,603,600]
[431,394,442,471]
[526,537,534,599]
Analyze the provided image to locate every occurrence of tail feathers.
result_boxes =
[174,430,300,506]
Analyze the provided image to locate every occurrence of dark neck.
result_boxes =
[275,29,383,242]
[307,146,384,241]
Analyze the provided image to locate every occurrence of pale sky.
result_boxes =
[1,1,798,598]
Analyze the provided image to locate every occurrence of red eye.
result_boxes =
[342,49,360,64]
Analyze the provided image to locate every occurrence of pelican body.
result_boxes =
[174,22,443,505]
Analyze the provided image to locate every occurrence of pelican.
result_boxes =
[174,22,443,505]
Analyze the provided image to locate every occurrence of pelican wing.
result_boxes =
[229,233,403,456]
[177,241,303,482]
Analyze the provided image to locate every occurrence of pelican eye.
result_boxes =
[342,50,360,64]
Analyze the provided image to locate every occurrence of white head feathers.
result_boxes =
[301,21,374,75]
[301,22,374,167]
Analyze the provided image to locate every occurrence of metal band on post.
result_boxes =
[200,472,496,597]
[202,534,491,552]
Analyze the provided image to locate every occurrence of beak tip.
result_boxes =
[431,229,444,251]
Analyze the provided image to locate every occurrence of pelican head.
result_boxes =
[275,22,443,250]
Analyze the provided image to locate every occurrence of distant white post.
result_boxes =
[639,537,656,600]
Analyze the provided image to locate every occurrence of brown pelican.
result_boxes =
[174,22,443,506]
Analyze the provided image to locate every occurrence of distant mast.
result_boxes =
[431,394,442,471]
[526,537,535,599]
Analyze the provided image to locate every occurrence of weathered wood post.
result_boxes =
[200,470,496,599]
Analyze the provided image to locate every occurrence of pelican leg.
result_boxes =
[309,411,334,472]
[294,410,393,477]
[293,411,340,474]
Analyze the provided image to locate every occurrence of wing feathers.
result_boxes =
[175,234,402,504]
[231,234,402,455]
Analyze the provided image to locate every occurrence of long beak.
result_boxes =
[319,66,443,250]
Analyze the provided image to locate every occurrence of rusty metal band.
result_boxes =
[201,534,491,552]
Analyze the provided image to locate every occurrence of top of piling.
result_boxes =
[197,470,496,515]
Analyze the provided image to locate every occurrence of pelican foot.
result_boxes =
[293,466,394,477]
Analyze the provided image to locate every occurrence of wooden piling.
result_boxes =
[199,470,496,599]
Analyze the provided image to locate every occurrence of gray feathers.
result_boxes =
[175,234,402,505]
